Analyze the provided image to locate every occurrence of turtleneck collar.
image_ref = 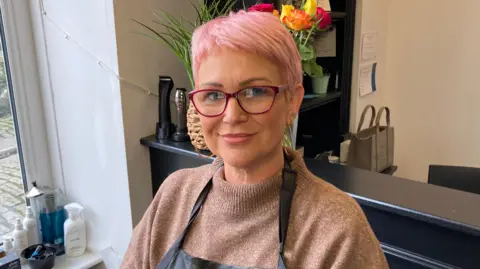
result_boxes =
[204,147,307,216]
[209,167,283,215]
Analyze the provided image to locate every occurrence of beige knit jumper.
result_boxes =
[121,149,389,269]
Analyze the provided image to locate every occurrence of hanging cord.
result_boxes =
[39,1,159,97]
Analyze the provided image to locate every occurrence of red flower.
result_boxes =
[315,7,332,29]
[248,3,275,13]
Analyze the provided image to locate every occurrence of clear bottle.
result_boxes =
[23,206,40,246]
[64,203,86,257]
[2,236,14,254]
[27,183,67,254]
[12,218,28,263]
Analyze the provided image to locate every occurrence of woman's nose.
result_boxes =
[222,97,248,123]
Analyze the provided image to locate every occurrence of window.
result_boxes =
[0,0,55,237]
[0,6,28,238]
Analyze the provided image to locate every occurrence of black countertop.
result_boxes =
[304,159,480,237]
[141,135,480,237]
[142,135,214,160]
[300,92,342,113]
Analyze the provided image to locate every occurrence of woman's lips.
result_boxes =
[221,133,255,144]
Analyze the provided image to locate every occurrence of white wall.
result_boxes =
[29,0,198,259]
[113,0,197,225]
[30,0,132,257]
[385,0,480,181]
[350,0,390,132]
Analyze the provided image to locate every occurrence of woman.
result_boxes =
[122,10,389,269]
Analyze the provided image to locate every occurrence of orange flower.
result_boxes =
[273,9,280,17]
[282,9,313,30]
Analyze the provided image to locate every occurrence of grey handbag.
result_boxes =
[347,105,394,172]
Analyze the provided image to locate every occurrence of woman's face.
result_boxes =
[196,49,303,168]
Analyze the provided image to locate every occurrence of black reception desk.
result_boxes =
[141,135,480,269]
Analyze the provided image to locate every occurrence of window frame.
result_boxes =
[0,0,58,189]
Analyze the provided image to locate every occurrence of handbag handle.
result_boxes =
[375,106,391,129]
[375,106,391,171]
[357,105,376,133]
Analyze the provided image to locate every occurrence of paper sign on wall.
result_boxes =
[317,0,331,11]
[361,32,378,61]
[359,62,377,97]
[314,28,336,57]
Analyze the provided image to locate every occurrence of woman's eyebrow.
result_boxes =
[200,82,224,88]
[200,77,272,88]
[239,77,272,87]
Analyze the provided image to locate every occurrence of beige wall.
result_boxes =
[351,0,480,181]
[385,0,480,181]
[114,0,196,225]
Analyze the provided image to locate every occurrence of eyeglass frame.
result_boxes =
[188,85,288,117]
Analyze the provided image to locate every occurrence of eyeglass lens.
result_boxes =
[192,87,277,116]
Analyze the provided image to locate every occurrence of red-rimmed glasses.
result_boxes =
[188,85,288,117]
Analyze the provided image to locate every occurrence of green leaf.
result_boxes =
[189,0,202,24]
[302,59,324,78]
[299,44,315,61]
[183,16,197,29]
[152,21,183,40]
[218,0,237,16]
[310,61,324,78]
[302,60,312,77]
[133,20,180,53]
[157,11,192,39]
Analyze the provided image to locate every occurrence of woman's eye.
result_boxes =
[206,91,225,101]
[244,87,267,97]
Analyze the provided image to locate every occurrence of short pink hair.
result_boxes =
[191,10,302,90]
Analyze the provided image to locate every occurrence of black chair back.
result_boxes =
[428,165,480,195]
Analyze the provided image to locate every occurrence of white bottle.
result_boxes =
[64,203,86,257]
[12,218,28,263]
[23,206,40,246]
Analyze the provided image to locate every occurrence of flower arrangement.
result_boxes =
[248,0,332,79]
[247,1,332,148]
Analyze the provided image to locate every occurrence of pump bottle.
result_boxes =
[64,203,86,257]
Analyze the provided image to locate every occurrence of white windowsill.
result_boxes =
[22,250,103,269]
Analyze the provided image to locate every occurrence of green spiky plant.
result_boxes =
[134,0,237,89]
[135,0,294,149]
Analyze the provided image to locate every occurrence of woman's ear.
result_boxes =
[290,83,305,114]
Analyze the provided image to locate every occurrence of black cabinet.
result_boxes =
[296,0,356,158]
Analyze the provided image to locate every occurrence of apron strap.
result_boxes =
[156,179,213,269]
[278,157,297,267]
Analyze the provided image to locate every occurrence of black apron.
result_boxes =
[156,158,297,269]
